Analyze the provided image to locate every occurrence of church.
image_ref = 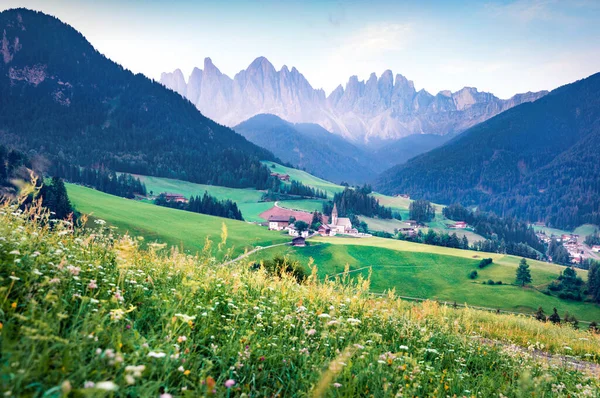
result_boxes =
[319,203,357,236]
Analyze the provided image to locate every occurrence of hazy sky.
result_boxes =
[2,0,599,98]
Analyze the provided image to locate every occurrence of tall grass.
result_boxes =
[1,200,599,397]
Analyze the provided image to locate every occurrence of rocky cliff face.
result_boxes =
[162,57,547,144]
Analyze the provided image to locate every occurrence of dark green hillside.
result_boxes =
[376,72,600,229]
[234,114,379,183]
[0,9,276,189]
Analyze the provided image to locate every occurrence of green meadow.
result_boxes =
[262,161,344,198]
[250,239,600,321]
[66,184,288,257]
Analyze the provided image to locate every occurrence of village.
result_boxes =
[535,229,600,265]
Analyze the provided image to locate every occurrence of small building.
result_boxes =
[268,215,290,231]
[449,221,467,229]
[395,194,410,199]
[291,236,306,247]
[317,224,331,236]
[592,245,600,253]
[161,192,188,203]
[270,172,290,182]
[404,220,418,227]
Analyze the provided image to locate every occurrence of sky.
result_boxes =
[2,0,600,98]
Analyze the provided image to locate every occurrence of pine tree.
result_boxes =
[515,258,532,287]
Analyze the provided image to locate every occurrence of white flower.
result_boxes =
[9,276,20,281]
[83,381,95,388]
[318,313,331,318]
[346,318,361,325]
[9,250,20,255]
[95,381,118,391]
[399,345,409,351]
[148,351,166,358]
[174,313,196,322]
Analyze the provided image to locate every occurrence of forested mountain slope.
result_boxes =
[376,72,600,229]
[0,9,276,188]
[234,114,380,183]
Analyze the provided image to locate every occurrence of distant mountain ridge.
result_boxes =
[161,57,547,144]
[233,114,382,184]
[0,8,277,189]
[376,72,600,229]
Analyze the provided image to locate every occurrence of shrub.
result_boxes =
[469,270,478,279]
[487,280,495,285]
[478,258,493,269]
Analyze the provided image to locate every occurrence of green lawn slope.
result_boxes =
[250,237,600,321]
[66,184,288,257]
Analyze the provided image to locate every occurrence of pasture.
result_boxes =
[66,184,288,257]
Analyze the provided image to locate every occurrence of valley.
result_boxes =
[2,5,600,396]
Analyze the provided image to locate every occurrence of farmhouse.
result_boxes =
[327,204,358,235]
[592,245,600,253]
[395,194,410,199]
[161,192,188,203]
[317,224,331,236]
[270,172,290,182]
[449,221,467,229]
[404,220,418,227]
[268,215,290,231]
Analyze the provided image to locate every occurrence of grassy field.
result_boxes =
[249,237,600,321]
[262,161,344,198]
[66,184,288,257]
[533,223,599,238]
[276,199,326,213]
[3,204,600,396]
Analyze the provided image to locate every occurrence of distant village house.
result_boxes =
[268,215,290,231]
[270,172,290,182]
[291,236,306,247]
[449,221,467,229]
[161,192,188,203]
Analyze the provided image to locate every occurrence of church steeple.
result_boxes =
[331,203,338,225]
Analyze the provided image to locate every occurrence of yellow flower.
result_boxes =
[0,322,3,330]
[183,370,191,376]
[11,302,16,309]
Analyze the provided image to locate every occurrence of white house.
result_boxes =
[268,215,290,231]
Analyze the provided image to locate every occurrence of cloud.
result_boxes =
[336,22,413,56]
[484,0,587,24]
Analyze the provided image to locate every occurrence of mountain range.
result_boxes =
[376,72,600,230]
[161,57,548,144]
[0,8,276,189]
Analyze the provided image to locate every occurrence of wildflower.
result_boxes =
[147,351,166,358]
[67,265,81,276]
[95,381,118,391]
[83,381,95,388]
[346,318,361,325]
[49,278,61,284]
[178,366,185,372]
[399,345,409,351]
[11,302,16,309]
[160,394,172,398]
[61,380,72,394]
[110,309,125,321]
[175,313,196,323]
[9,275,20,281]
[177,335,187,343]
[333,383,342,388]
[306,329,317,336]
[94,219,106,225]
[225,379,236,388]
[9,250,20,255]
[88,280,98,289]
[183,370,191,376]
[318,313,331,318]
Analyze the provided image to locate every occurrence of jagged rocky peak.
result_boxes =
[160,56,548,142]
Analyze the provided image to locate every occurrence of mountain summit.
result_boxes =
[162,57,547,144]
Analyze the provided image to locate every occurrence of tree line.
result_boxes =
[262,179,327,201]
[155,191,243,221]
[50,161,147,199]
[323,185,394,220]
